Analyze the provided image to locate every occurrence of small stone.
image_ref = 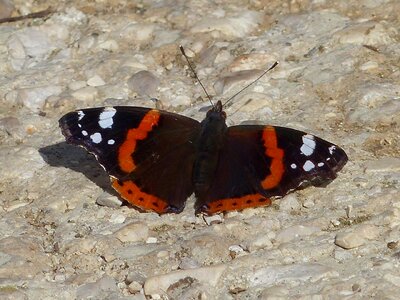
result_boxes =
[115,222,149,243]
[259,285,290,299]
[8,28,56,70]
[143,264,226,296]
[387,241,398,250]
[68,80,87,91]
[228,245,245,258]
[127,70,160,96]
[333,247,354,262]
[191,11,263,38]
[96,192,123,208]
[335,224,380,249]
[278,194,301,211]
[146,237,158,244]
[345,205,355,219]
[359,61,379,71]
[109,213,126,224]
[227,52,277,72]
[71,86,98,102]
[128,281,143,294]
[303,198,315,208]
[98,39,119,52]
[119,23,155,44]
[76,275,117,299]
[156,250,169,258]
[87,75,106,87]
[247,235,273,252]
[213,69,265,95]
[203,214,223,225]
[179,257,200,270]
[16,85,63,111]
[249,263,338,287]
[275,225,321,243]
[334,22,394,45]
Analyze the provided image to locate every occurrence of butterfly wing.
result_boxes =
[59,106,201,214]
[196,125,348,214]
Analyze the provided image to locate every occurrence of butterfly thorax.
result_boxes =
[193,101,228,197]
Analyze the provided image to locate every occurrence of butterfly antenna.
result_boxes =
[179,45,214,107]
[223,61,279,108]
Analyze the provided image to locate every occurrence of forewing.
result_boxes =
[59,106,201,213]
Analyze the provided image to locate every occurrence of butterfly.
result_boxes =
[59,98,348,215]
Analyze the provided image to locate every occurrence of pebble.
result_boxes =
[247,235,273,252]
[191,11,263,38]
[16,85,63,111]
[259,285,290,300]
[146,237,158,244]
[68,80,87,91]
[178,257,200,270]
[109,213,126,224]
[71,86,98,102]
[143,264,227,296]
[76,275,117,299]
[249,263,338,287]
[96,192,123,208]
[87,75,106,87]
[119,23,155,44]
[115,222,149,243]
[128,281,143,294]
[359,61,379,71]
[213,69,265,95]
[1,1,399,299]
[127,70,160,96]
[275,225,321,244]
[278,194,301,211]
[229,244,245,258]
[203,214,223,225]
[97,39,119,52]
[335,224,380,249]
[227,53,277,73]
[7,28,56,70]
[334,21,395,45]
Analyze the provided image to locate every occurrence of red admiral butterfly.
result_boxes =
[60,53,347,215]
[59,99,347,215]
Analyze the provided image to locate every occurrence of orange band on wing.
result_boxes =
[112,179,168,213]
[261,126,285,189]
[206,194,272,214]
[118,110,160,173]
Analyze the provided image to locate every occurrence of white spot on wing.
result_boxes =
[82,130,88,136]
[328,145,336,155]
[77,111,85,121]
[99,107,117,129]
[290,163,297,169]
[300,134,316,156]
[303,160,315,172]
[318,162,324,167]
[108,139,115,145]
[90,132,102,144]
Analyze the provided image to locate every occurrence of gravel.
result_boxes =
[0,0,399,299]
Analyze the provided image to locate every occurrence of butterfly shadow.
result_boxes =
[39,142,117,196]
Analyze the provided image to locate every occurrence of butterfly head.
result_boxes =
[206,100,226,120]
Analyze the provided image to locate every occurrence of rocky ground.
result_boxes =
[0,0,399,299]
